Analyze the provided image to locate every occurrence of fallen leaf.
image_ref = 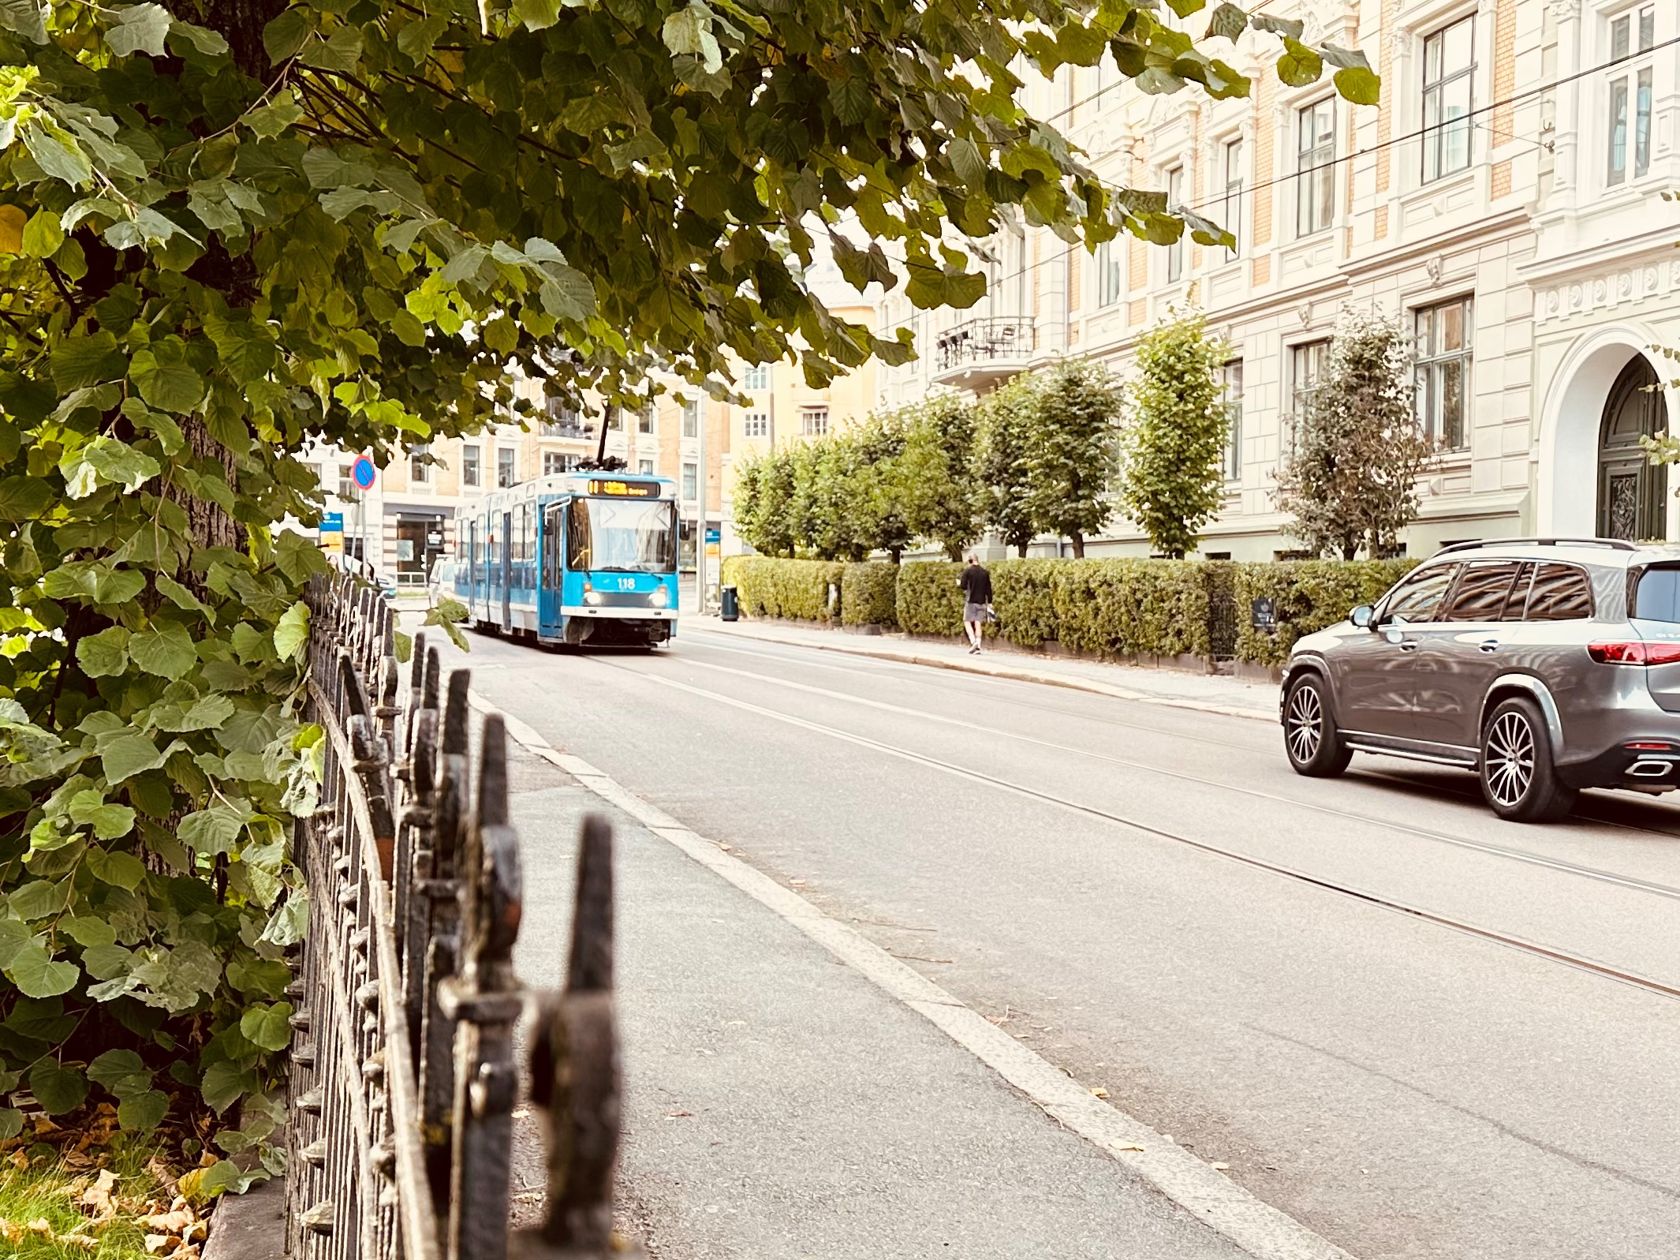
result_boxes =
[1211,1162,1230,1171]
[1108,1140,1145,1152]
[145,1233,179,1255]
[1090,1087,1109,1099]
[666,1110,694,1119]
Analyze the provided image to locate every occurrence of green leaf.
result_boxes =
[22,123,92,188]
[119,1090,170,1131]
[8,879,64,920]
[830,75,872,127]
[263,7,311,62]
[77,626,131,678]
[86,846,147,890]
[0,1108,22,1141]
[29,1058,88,1115]
[10,938,81,999]
[239,1001,294,1052]
[155,574,209,613]
[1333,65,1381,107]
[51,331,124,391]
[245,94,304,138]
[105,2,172,57]
[21,207,63,258]
[61,915,117,948]
[0,0,48,45]
[228,957,291,998]
[393,629,413,664]
[398,10,450,59]
[100,732,164,784]
[68,790,135,839]
[538,266,596,321]
[179,806,245,856]
[129,624,197,680]
[1204,2,1247,40]
[390,309,426,347]
[1277,38,1323,88]
[200,1060,251,1115]
[169,20,229,56]
[304,26,364,73]
[88,1048,151,1098]
[274,602,310,661]
[949,137,988,189]
[130,346,206,413]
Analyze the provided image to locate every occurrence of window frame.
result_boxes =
[1096,238,1123,306]
[1220,137,1244,261]
[1295,98,1337,238]
[742,364,770,391]
[681,401,699,439]
[410,443,431,484]
[1379,562,1462,625]
[1414,296,1474,452]
[1165,164,1186,284]
[681,461,699,503]
[1421,14,1476,185]
[1604,3,1657,189]
[742,411,770,439]
[496,448,516,489]
[801,406,830,437]
[461,443,481,488]
[1439,559,1525,623]
[1221,359,1244,481]
[1524,562,1596,622]
[1287,339,1332,451]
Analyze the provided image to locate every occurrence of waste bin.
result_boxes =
[721,585,739,622]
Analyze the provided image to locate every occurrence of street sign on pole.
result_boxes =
[351,455,376,491]
[705,527,720,544]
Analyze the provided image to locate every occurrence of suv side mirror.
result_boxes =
[1350,604,1374,629]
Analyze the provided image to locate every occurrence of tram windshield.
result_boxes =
[567,497,676,573]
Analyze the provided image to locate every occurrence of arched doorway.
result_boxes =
[1596,356,1669,542]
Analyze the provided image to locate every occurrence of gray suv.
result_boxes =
[1280,539,1680,822]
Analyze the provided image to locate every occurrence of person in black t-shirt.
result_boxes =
[958,555,993,654]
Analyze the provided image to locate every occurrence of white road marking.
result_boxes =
[462,677,1360,1260]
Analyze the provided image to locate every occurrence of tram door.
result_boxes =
[540,504,565,639]
[499,510,513,632]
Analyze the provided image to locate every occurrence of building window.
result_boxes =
[1165,165,1186,283]
[682,461,698,502]
[543,451,580,476]
[1296,99,1336,237]
[743,411,770,439]
[1221,360,1244,481]
[801,406,830,437]
[1220,138,1244,259]
[637,406,654,434]
[1096,239,1123,306]
[682,400,699,438]
[338,462,359,500]
[1606,4,1656,187]
[1288,340,1331,449]
[1415,297,1473,450]
[606,407,622,429]
[542,397,586,438]
[638,459,655,475]
[497,448,516,488]
[410,443,430,484]
[462,444,480,487]
[743,364,770,391]
[1422,16,1475,183]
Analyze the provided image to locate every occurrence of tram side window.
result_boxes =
[544,506,564,586]
[567,500,592,571]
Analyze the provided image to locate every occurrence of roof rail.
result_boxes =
[1435,537,1639,555]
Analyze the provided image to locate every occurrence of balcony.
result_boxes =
[931,315,1034,391]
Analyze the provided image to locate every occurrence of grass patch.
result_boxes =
[0,1114,208,1259]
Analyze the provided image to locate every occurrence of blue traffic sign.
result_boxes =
[319,512,344,531]
[705,527,721,544]
[351,455,376,491]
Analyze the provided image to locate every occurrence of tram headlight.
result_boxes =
[649,586,669,609]
[584,589,602,606]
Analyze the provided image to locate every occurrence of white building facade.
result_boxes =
[875,0,1680,559]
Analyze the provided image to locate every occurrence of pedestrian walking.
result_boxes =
[959,554,993,654]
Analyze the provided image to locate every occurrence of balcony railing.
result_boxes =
[932,316,1034,388]
[540,420,594,440]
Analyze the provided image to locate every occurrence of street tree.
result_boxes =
[851,412,916,563]
[1273,310,1437,559]
[900,396,985,561]
[1119,310,1231,558]
[733,453,800,558]
[0,0,1377,1146]
[1027,359,1123,558]
[978,374,1043,557]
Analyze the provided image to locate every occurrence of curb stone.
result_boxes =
[201,1174,286,1260]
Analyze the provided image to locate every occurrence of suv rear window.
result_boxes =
[1525,563,1593,621]
[1633,565,1680,622]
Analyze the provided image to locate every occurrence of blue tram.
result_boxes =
[453,471,680,647]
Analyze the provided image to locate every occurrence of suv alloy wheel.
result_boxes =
[1283,673,1352,777]
[1479,697,1577,822]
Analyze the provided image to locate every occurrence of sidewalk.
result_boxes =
[498,739,1258,1260]
[683,615,1280,723]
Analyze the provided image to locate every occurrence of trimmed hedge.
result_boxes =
[720,556,844,622]
[1233,559,1418,665]
[896,560,965,636]
[990,559,1059,647]
[841,562,899,628]
[1049,559,1222,660]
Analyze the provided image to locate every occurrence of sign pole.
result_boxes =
[694,403,706,614]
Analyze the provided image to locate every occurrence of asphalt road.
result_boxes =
[450,619,1680,1260]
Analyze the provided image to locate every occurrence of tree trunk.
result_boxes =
[889,548,902,565]
[1016,542,1027,558]
[1070,533,1085,559]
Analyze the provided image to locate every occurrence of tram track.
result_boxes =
[660,648,1680,904]
[589,651,1680,1005]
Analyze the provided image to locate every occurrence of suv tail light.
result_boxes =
[1587,641,1680,665]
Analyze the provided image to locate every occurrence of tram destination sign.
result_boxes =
[588,478,660,498]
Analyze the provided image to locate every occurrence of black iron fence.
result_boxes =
[289,574,634,1259]
[933,315,1034,372]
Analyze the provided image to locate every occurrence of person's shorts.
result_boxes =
[964,602,988,622]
